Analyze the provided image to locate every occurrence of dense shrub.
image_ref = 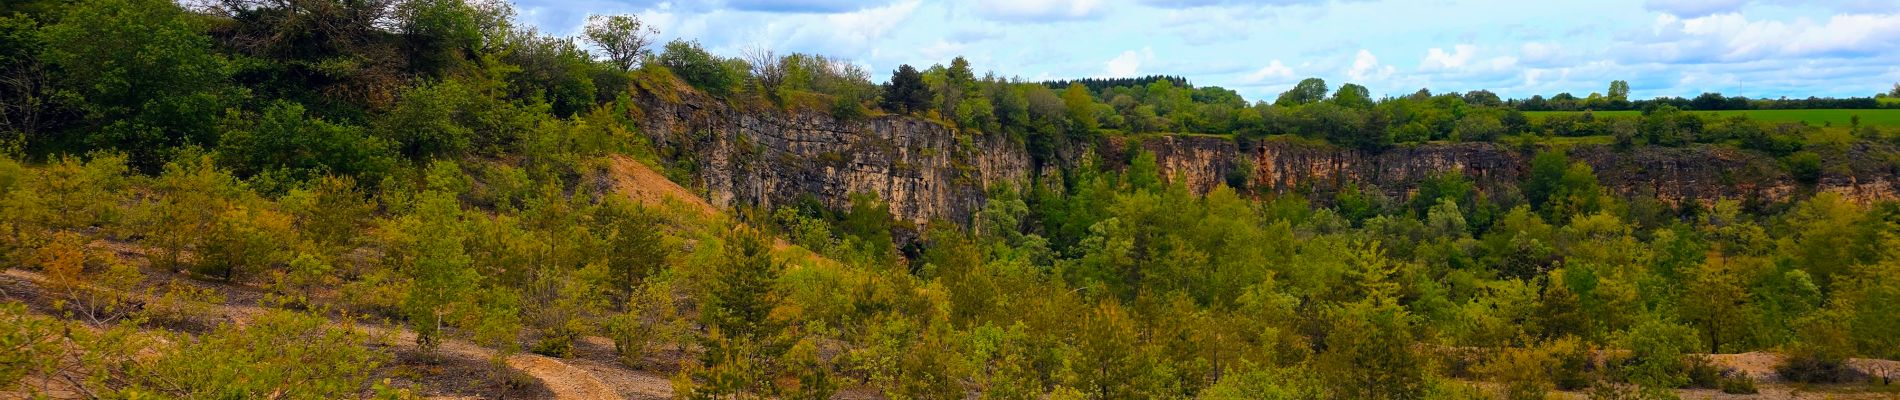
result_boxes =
[660,39,739,97]
[1776,353,1864,384]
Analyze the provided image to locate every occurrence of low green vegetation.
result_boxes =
[0,0,1896,399]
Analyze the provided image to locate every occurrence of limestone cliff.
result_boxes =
[630,92,1900,225]
[631,92,1034,226]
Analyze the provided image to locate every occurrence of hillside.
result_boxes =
[3,0,1900,399]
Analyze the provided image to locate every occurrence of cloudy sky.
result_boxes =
[510,0,1900,102]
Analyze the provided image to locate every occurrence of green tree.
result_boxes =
[393,190,490,351]
[218,101,395,184]
[1810,259,1900,359]
[141,154,243,272]
[583,14,659,71]
[1608,80,1631,102]
[1452,113,1504,142]
[0,14,50,148]
[601,200,669,307]
[1680,260,1752,354]
[1317,300,1426,400]
[1331,83,1373,109]
[1523,151,1568,211]
[938,56,977,123]
[660,39,739,97]
[1622,317,1699,390]
[379,79,476,158]
[1275,78,1328,106]
[289,176,375,251]
[396,0,488,76]
[42,0,228,170]
[685,227,787,397]
[1786,151,1822,184]
[881,64,932,115]
[1062,84,1099,132]
[1074,301,1158,399]
[196,202,295,282]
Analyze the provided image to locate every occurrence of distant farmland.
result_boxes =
[1525,109,1900,127]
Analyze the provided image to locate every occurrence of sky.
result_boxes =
[507,0,1900,102]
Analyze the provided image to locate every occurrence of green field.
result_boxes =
[1526,109,1900,127]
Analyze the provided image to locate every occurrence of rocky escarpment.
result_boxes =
[631,93,1035,226]
[630,92,1900,225]
[1127,135,1900,207]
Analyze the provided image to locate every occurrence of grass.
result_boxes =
[1525,109,1900,127]
[1536,135,1615,146]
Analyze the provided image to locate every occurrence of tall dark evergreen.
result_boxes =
[881,64,931,116]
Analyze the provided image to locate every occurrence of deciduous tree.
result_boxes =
[584,14,658,71]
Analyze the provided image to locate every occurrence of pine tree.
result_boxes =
[401,190,480,352]
[684,227,787,397]
[603,200,668,309]
[881,64,931,115]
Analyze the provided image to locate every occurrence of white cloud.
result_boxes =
[1104,47,1155,77]
[1346,49,1394,82]
[1644,0,1749,17]
[762,0,921,57]
[1243,60,1295,83]
[823,0,923,46]
[919,40,968,61]
[1630,11,1900,63]
[975,0,1106,22]
[1420,44,1477,71]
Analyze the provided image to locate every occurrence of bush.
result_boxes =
[1620,318,1699,389]
[0,302,65,388]
[1718,374,1757,395]
[195,203,295,282]
[1776,352,1864,384]
[659,39,739,97]
[1547,337,1595,391]
[1683,355,1722,389]
[216,101,394,185]
[1479,346,1556,400]
[98,309,389,398]
[1786,151,1822,184]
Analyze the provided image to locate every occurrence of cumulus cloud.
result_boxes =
[975,0,1107,22]
[824,0,922,43]
[1628,12,1900,64]
[1346,50,1394,82]
[1103,47,1156,77]
[1421,45,1477,71]
[1243,60,1295,83]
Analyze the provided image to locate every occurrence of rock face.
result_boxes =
[632,92,1900,225]
[633,93,1034,226]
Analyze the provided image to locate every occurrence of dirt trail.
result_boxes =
[501,354,620,400]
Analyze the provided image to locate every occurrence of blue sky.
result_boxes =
[509,0,1900,102]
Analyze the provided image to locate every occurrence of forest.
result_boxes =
[1,0,1898,399]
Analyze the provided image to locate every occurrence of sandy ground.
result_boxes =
[607,155,718,217]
